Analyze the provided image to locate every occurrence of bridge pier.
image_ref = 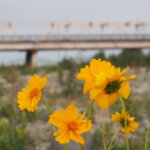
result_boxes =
[25,50,37,67]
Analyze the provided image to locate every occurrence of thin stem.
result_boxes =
[41,98,52,114]
[82,101,94,150]
[87,101,94,126]
[63,144,68,150]
[80,144,84,150]
[119,96,129,150]
[101,110,107,150]
[108,128,120,150]
[144,127,150,150]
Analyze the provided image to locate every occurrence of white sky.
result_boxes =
[1,0,150,34]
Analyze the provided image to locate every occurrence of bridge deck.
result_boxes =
[0,34,150,51]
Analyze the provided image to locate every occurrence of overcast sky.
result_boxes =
[1,0,150,34]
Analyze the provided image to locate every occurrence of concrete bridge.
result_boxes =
[1,22,150,66]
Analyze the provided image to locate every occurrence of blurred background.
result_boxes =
[0,0,150,150]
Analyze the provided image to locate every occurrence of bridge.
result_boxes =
[1,22,150,66]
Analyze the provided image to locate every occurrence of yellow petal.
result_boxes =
[121,75,136,82]
[95,94,109,110]
[118,82,130,99]
[55,130,70,144]
[65,104,78,121]
[77,120,92,134]
[107,93,118,107]
[76,66,93,81]
[77,66,94,94]
[76,112,86,123]
[95,72,107,87]
[90,87,104,100]
[28,74,47,89]
[70,131,84,145]
[95,93,118,110]
[126,75,136,81]
[120,67,129,76]
[129,122,139,132]
[53,129,64,136]
[83,80,94,94]
[111,112,121,122]
[49,110,67,128]
[90,59,102,75]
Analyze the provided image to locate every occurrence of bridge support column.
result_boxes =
[25,50,37,67]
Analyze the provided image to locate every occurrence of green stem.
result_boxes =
[87,101,94,126]
[108,128,120,150]
[101,110,107,150]
[82,101,94,150]
[63,144,68,150]
[41,98,52,113]
[119,96,129,150]
[80,144,84,150]
[145,127,150,150]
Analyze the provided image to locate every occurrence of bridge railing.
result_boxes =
[0,34,150,42]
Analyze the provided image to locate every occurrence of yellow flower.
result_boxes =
[111,110,139,134]
[17,74,47,112]
[77,59,136,110]
[49,104,92,145]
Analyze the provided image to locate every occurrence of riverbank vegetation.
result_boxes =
[0,50,150,150]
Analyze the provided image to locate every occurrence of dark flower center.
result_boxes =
[120,118,129,128]
[105,81,121,94]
